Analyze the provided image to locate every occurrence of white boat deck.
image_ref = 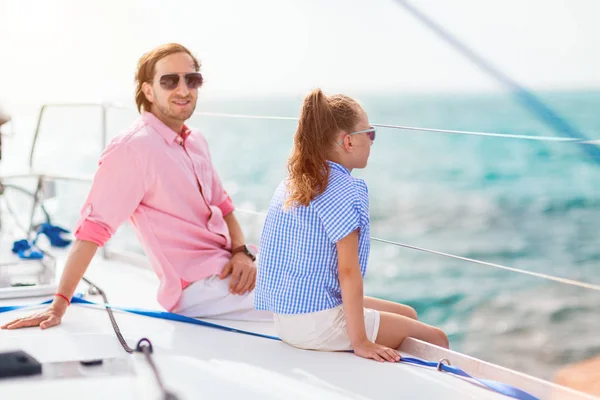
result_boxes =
[0,247,596,400]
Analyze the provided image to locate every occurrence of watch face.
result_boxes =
[246,244,258,259]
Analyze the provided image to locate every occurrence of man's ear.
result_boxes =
[142,82,154,105]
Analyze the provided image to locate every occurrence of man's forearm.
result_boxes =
[223,212,245,249]
[52,239,98,310]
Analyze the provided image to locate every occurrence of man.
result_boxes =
[1,43,270,330]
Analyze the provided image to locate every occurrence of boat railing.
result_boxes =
[2,101,599,293]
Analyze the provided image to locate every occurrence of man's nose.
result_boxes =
[174,76,189,96]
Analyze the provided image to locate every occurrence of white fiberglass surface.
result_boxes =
[0,255,514,400]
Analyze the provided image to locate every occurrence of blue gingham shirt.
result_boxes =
[255,161,370,314]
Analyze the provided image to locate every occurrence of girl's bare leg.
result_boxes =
[364,296,418,320]
[375,311,449,350]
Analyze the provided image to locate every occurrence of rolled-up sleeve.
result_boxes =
[74,140,147,246]
[214,179,235,217]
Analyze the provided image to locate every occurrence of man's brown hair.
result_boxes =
[134,43,200,113]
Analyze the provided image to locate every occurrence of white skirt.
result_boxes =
[274,305,380,351]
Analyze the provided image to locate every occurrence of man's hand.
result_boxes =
[1,301,68,330]
[219,252,257,295]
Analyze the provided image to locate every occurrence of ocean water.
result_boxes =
[2,90,599,380]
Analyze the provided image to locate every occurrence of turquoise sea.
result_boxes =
[2,89,599,380]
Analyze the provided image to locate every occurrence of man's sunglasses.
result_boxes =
[158,72,203,91]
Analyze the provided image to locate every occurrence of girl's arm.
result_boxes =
[337,229,368,345]
[337,230,399,362]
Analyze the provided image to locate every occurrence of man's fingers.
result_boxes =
[6,316,43,330]
[250,267,257,291]
[245,269,257,293]
[229,265,243,292]
[230,266,245,293]
[1,318,24,329]
[6,318,32,329]
[243,269,257,294]
[233,268,252,294]
[40,316,60,330]
[219,262,233,279]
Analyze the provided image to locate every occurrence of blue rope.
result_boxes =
[1,296,538,399]
[394,0,600,164]
[11,239,43,260]
[37,223,72,248]
[11,223,72,260]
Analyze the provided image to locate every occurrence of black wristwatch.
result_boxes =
[231,244,257,262]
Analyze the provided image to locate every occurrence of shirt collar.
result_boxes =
[327,160,351,175]
[143,111,191,146]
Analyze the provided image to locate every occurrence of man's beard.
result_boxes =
[158,99,196,122]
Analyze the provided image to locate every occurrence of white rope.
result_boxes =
[105,105,597,144]
[370,237,600,292]
[194,111,297,121]
[189,110,599,144]
[371,123,597,144]
[234,208,600,292]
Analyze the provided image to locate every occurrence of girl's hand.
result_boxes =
[353,339,401,363]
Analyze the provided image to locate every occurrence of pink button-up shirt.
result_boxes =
[75,112,235,311]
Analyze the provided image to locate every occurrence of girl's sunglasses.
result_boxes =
[158,72,203,91]
[338,126,376,145]
[349,126,376,141]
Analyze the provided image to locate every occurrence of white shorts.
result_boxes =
[172,275,272,322]
[274,305,380,351]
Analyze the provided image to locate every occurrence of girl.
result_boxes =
[255,89,449,362]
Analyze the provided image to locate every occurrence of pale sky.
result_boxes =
[1,0,599,109]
